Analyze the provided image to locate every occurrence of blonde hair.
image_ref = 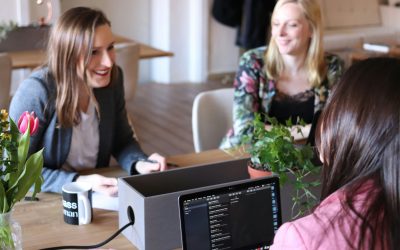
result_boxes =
[265,0,325,87]
[47,7,116,127]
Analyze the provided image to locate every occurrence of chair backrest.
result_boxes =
[115,43,140,102]
[0,53,12,109]
[192,88,234,152]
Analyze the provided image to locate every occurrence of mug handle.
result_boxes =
[78,194,92,224]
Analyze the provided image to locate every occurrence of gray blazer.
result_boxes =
[10,67,147,193]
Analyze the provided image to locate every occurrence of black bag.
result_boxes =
[211,0,244,27]
[236,0,276,49]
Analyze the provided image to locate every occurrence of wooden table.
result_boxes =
[9,35,173,69]
[349,45,400,65]
[13,149,245,250]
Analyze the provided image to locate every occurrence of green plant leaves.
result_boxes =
[8,149,43,204]
[7,119,23,186]
[0,182,9,213]
[244,113,321,218]
[17,122,30,173]
[0,223,14,248]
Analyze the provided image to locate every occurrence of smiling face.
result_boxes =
[271,2,312,56]
[79,24,115,88]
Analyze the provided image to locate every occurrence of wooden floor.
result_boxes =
[125,81,228,157]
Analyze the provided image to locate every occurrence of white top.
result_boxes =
[65,100,99,171]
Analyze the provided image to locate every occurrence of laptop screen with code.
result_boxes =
[179,176,282,250]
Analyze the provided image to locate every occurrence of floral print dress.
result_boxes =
[220,46,344,149]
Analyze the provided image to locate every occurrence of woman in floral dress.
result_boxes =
[220,0,343,149]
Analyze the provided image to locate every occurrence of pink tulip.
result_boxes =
[17,111,39,136]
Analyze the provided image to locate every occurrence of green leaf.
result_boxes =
[0,182,8,213]
[8,149,43,206]
[310,181,321,187]
[17,124,31,171]
[0,224,14,248]
[32,175,44,199]
[9,119,19,157]
[7,120,29,187]
[279,172,288,186]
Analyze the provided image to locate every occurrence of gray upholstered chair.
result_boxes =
[115,43,140,102]
[192,88,234,152]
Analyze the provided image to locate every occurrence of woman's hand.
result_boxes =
[76,174,118,196]
[265,123,311,141]
[135,153,167,174]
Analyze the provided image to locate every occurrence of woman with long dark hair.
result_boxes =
[271,57,399,249]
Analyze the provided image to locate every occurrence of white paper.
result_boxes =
[290,124,311,141]
[363,43,390,53]
[92,192,119,211]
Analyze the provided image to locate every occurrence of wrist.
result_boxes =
[131,161,140,175]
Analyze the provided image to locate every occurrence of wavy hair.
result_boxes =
[47,7,116,127]
[316,57,400,249]
[265,0,325,87]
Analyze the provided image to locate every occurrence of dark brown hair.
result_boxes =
[316,57,400,249]
[47,7,116,127]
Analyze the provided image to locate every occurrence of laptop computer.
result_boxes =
[178,176,282,250]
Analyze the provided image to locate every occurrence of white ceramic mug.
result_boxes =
[62,182,93,225]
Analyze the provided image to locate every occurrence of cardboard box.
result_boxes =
[118,158,322,249]
[118,158,249,250]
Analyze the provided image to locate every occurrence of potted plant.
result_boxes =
[242,113,320,218]
[0,21,17,42]
[0,110,44,249]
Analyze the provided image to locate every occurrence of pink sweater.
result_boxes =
[270,183,382,250]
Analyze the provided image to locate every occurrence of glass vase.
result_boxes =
[0,211,22,250]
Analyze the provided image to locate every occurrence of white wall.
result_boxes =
[1,0,240,84]
[151,0,239,83]
[207,0,240,76]
[208,16,240,76]
[150,0,211,83]
[60,0,149,42]
[59,0,152,83]
[0,0,18,22]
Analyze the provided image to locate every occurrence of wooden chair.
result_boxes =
[115,43,140,102]
[0,53,12,109]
